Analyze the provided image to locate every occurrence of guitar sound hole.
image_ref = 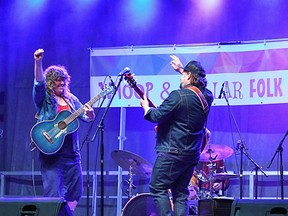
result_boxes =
[58,121,67,130]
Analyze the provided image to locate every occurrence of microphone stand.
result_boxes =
[91,75,123,216]
[80,96,106,216]
[267,130,288,200]
[222,91,268,199]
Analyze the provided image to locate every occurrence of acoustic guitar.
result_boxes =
[30,86,113,155]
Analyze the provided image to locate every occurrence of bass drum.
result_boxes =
[122,193,158,216]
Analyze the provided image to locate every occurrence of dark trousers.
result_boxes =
[149,153,198,216]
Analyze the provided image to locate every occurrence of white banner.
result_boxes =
[90,40,288,107]
[90,70,287,107]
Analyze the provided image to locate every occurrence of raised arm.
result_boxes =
[34,48,45,82]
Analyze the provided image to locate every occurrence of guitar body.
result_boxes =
[30,110,79,155]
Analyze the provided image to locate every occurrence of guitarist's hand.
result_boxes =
[84,104,95,122]
[140,94,150,113]
[170,55,184,74]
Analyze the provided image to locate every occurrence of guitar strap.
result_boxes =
[185,85,209,117]
[186,85,210,152]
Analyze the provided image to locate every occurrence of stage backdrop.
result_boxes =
[90,39,288,215]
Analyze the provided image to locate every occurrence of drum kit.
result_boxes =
[111,144,239,216]
[111,150,155,216]
[194,144,238,199]
[111,150,153,199]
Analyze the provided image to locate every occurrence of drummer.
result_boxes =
[190,160,230,198]
[189,129,230,199]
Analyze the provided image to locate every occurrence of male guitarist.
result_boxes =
[140,55,214,216]
[32,48,95,213]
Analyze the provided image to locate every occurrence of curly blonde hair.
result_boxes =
[44,65,71,98]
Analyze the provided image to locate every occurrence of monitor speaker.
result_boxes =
[0,197,73,216]
[230,199,288,216]
[198,198,234,216]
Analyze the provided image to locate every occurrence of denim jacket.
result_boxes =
[145,86,213,156]
[32,80,86,153]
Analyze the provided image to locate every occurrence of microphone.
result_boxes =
[108,75,116,89]
[218,82,225,99]
[118,67,130,76]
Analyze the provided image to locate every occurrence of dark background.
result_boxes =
[1,1,288,215]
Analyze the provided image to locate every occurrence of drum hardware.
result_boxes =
[127,164,135,199]
[207,146,217,199]
[195,171,209,183]
[111,150,153,179]
[199,144,234,162]
[120,166,137,199]
[111,150,153,199]
[194,171,239,199]
[122,179,136,197]
[190,169,210,200]
[190,144,237,200]
[197,144,234,198]
[213,173,240,180]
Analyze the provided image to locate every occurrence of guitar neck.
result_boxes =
[64,87,113,125]
[65,94,102,125]
[124,73,156,108]
[134,87,156,108]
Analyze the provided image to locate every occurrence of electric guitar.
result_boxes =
[30,87,113,155]
[124,73,208,151]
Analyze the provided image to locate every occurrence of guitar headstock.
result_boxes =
[100,85,114,97]
[124,73,137,89]
[123,72,156,108]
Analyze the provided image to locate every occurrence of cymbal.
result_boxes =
[199,144,233,162]
[111,150,153,178]
[213,173,240,180]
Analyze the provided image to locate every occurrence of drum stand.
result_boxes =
[127,165,136,199]
[194,169,209,199]
[206,147,217,199]
[206,162,216,199]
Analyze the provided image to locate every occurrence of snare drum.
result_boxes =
[121,193,158,216]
